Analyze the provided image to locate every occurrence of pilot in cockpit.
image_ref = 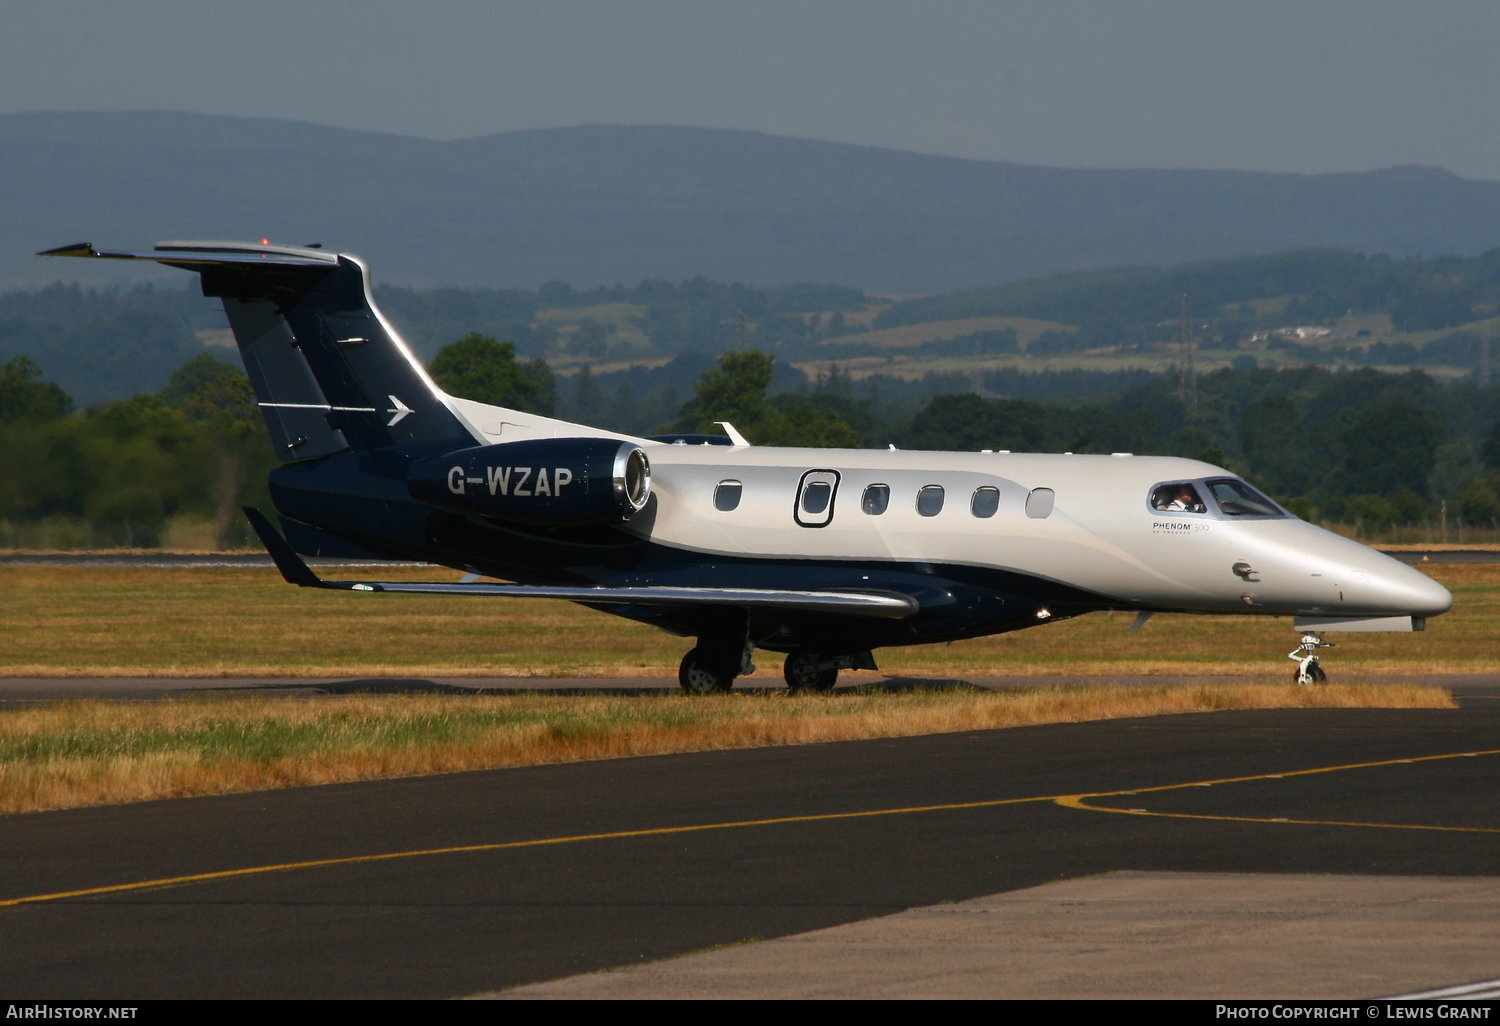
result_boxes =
[1153,482,1206,513]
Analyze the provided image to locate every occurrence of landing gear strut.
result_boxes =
[781,651,878,693]
[1287,632,1332,685]
[783,652,839,693]
[678,612,754,695]
[678,639,755,694]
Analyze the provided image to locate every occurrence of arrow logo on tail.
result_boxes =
[386,395,413,426]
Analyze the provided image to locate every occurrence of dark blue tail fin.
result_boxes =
[40,240,477,459]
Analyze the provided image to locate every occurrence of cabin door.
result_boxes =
[795,470,840,528]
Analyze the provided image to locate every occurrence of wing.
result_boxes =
[245,508,918,619]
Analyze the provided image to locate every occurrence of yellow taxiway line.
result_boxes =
[3,748,1495,909]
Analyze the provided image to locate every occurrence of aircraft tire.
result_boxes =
[678,648,734,694]
[1294,663,1328,685]
[783,652,838,693]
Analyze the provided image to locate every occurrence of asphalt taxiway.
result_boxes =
[0,688,1497,999]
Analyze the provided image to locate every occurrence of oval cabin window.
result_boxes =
[714,480,742,512]
[861,484,890,515]
[971,487,1000,518]
[916,485,945,517]
[1025,487,1055,519]
[802,481,832,515]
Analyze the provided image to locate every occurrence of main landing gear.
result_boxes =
[676,642,877,694]
[1287,632,1333,685]
[782,652,839,693]
[677,644,753,694]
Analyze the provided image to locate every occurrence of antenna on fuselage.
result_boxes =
[714,421,750,447]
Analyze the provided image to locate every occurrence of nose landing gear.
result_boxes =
[1287,632,1333,684]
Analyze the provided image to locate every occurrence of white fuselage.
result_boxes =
[631,443,1452,621]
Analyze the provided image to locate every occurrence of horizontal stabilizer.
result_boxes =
[245,508,918,618]
[38,240,339,269]
[44,240,476,459]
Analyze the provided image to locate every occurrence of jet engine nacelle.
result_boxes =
[408,438,651,526]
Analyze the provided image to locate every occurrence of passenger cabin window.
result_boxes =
[916,485,945,517]
[970,487,1000,518]
[1206,478,1285,517]
[1151,482,1205,513]
[795,470,840,527]
[1024,487,1055,519]
[802,481,832,515]
[714,480,742,512]
[861,484,890,515]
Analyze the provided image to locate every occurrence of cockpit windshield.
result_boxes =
[1204,478,1286,517]
[1151,482,1206,513]
[1151,478,1289,518]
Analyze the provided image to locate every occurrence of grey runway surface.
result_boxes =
[492,872,1500,1000]
[0,682,1496,999]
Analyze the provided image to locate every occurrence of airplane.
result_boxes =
[40,239,1454,691]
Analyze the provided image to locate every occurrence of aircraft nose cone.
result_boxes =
[1356,556,1452,617]
[1403,569,1453,617]
[1263,522,1456,619]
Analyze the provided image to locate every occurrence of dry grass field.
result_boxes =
[0,562,1491,679]
[0,561,1484,813]
[0,683,1453,814]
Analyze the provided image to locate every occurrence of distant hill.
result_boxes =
[8,245,1499,407]
[6,112,1500,293]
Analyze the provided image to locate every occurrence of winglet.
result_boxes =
[243,507,325,588]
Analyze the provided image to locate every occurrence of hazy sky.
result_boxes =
[5,0,1500,181]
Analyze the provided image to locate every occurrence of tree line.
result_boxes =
[10,246,1500,411]
[3,339,1498,549]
